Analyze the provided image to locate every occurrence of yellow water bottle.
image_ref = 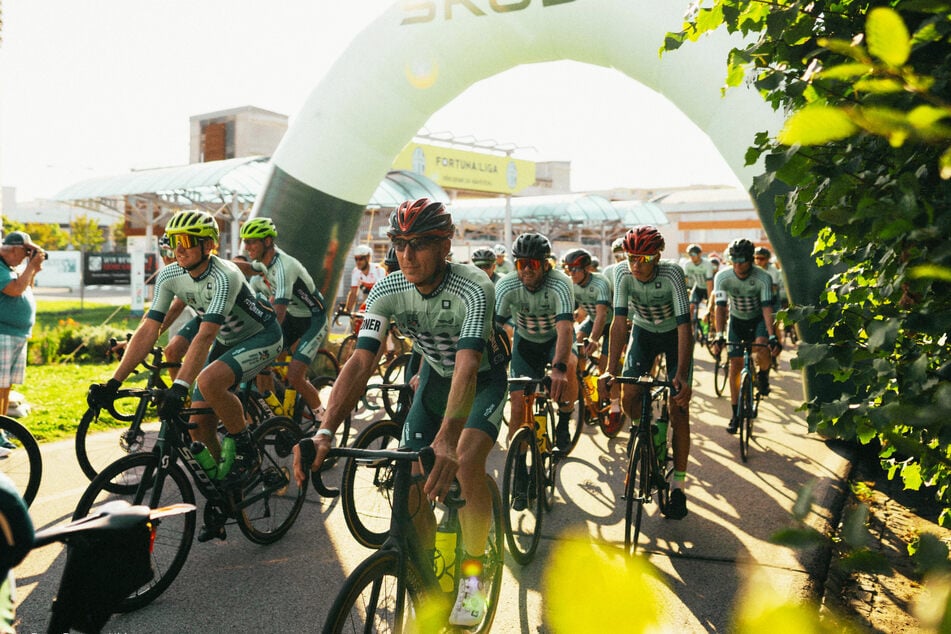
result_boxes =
[434,516,457,592]
[282,388,297,418]
[263,390,284,416]
[534,412,549,453]
[583,374,599,403]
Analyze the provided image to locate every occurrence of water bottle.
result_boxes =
[190,441,218,479]
[282,388,297,418]
[434,512,458,592]
[263,391,284,416]
[218,436,236,478]
[652,419,669,465]
[534,412,550,453]
[583,374,599,404]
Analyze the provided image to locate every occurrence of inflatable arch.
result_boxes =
[254,0,829,400]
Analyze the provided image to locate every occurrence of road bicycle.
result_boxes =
[577,343,618,439]
[0,415,42,507]
[72,391,306,611]
[308,444,503,634]
[75,346,177,482]
[729,341,769,463]
[12,501,193,633]
[610,374,674,555]
[502,375,568,565]
[712,347,729,397]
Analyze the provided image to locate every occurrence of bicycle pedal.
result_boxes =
[197,523,227,543]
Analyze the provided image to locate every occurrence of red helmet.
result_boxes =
[622,225,665,255]
[388,198,454,238]
[563,248,592,269]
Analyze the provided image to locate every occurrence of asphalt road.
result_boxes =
[12,348,849,633]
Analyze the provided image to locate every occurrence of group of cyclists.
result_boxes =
[87,197,787,630]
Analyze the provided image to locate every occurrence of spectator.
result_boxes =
[0,232,44,450]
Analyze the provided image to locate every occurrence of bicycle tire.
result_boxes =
[502,427,543,565]
[341,419,403,549]
[237,416,307,544]
[0,415,41,507]
[558,382,583,455]
[473,476,504,633]
[739,371,753,463]
[381,353,412,420]
[541,401,558,512]
[75,393,158,482]
[623,434,653,555]
[713,353,729,397]
[321,550,429,634]
[72,452,196,612]
[337,334,358,368]
[309,347,340,379]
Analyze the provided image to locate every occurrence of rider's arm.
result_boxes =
[589,304,609,346]
[672,321,693,407]
[344,285,358,314]
[605,315,626,377]
[158,298,187,335]
[175,320,220,386]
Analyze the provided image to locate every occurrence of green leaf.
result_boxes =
[910,533,951,575]
[840,549,892,575]
[907,105,951,129]
[866,319,899,352]
[902,462,924,490]
[818,37,869,62]
[843,504,870,548]
[816,63,872,81]
[793,480,817,521]
[941,146,951,179]
[852,78,905,93]
[909,264,951,281]
[770,527,827,548]
[866,7,911,67]
[778,106,858,146]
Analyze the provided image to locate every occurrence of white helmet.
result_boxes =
[354,244,373,258]
[493,244,506,256]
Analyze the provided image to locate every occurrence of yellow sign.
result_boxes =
[392,143,536,194]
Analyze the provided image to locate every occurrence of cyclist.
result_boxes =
[343,244,385,315]
[599,225,693,519]
[563,248,619,433]
[711,238,780,432]
[493,244,513,276]
[294,198,507,628]
[681,243,715,340]
[597,236,627,428]
[495,233,578,456]
[471,247,500,282]
[239,217,329,423]
[156,234,196,381]
[754,246,785,351]
[88,210,283,540]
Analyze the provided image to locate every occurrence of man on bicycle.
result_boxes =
[239,217,329,423]
[343,244,385,314]
[599,225,693,519]
[89,210,283,538]
[495,233,578,454]
[711,238,780,432]
[681,243,715,339]
[493,244,513,276]
[471,247,500,282]
[294,198,507,628]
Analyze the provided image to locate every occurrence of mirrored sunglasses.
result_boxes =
[169,234,202,250]
[392,236,443,252]
[515,258,543,271]
[626,253,658,264]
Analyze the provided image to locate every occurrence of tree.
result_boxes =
[69,214,105,253]
[110,220,127,250]
[24,222,69,250]
[666,2,951,522]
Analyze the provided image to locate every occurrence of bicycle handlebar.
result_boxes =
[303,443,436,499]
[603,375,676,389]
[507,375,552,392]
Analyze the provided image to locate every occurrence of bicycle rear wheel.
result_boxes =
[75,394,158,482]
[337,334,358,368]
[321,550,430,634]
[713,352,729,397]
[72,452,196,611]
[502,427,543,565]
[623,434,652,555]
[0,415,41,507]
[237,417,306,544]
[341,419,402,548]
[739,371,753,463]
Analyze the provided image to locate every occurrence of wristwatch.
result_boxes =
[552,362,568,373]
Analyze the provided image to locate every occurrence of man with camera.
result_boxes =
[0,232,44,448]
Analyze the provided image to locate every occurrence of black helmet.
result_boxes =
[563,248,592,270]
[728,238,755,263]
[511,233,551,261]
[471,248,496,267]
[687,243,702,255]
[388,198,454,238]
[384,246,399,272]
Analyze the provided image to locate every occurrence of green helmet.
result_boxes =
[165,210,219,241]
[240,217,277,240]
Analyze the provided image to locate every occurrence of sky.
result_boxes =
[0,0,743,204]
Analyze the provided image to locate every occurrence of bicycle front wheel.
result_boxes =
[75,393,158,482]
[713,353,729,397]
[309,347,340,379]
[0,415,41,507]
[341,419,402,549]
[322,550,430,634]
[72,452,196,612]
[502,427,543,565]
[623,434,652,555]
[739,371,753,463]
[237,416,307,544]
[477,477,504,633]
[337,334,358,368]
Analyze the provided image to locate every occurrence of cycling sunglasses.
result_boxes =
[627,253,658,264]
[391,236,444,252]
[567,265,586,273]
[169,234,203,250]
[515,258,543,271]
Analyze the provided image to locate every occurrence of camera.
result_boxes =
[28,249,48,260]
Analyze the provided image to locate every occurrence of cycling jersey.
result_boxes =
[713,266,774,320]
[572,271,613,331]
[148,256,275,347]
[356,262,498,378]
[351,262,386,299]
[601,262,621,295]
[613,260,690,334]
[250,247,326,318]
[682,257,715,290]
[494,269,575,343]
